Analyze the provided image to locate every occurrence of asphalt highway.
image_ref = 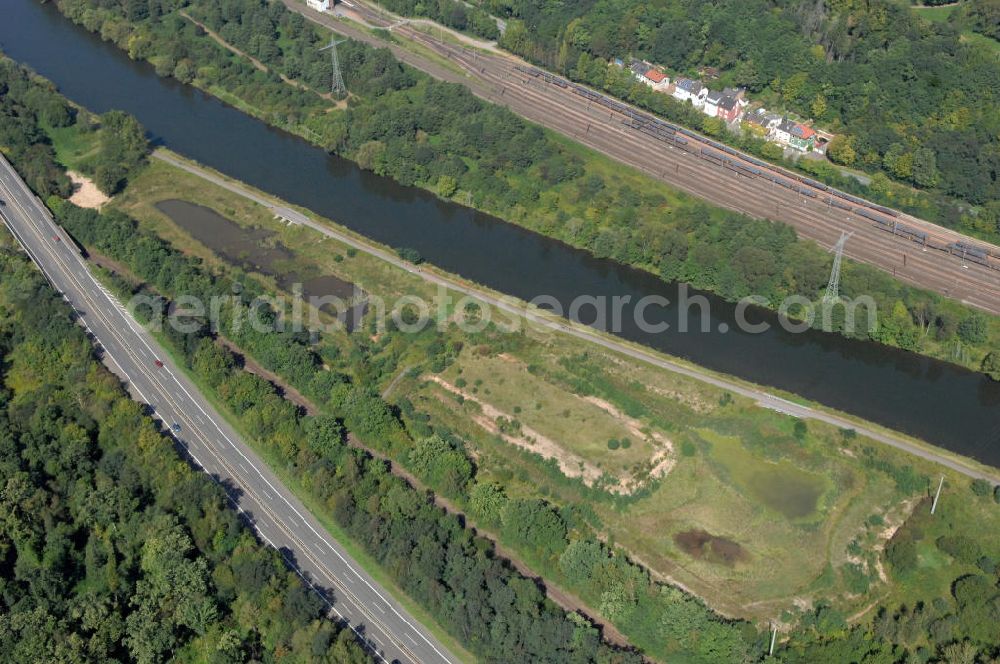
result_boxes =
[0,153,456,664]
[289,0,1000,315]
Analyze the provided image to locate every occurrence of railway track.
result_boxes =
[300,1,1000,314]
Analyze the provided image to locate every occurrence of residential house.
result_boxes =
[743,108,781,137]
[788,123,816,151]
[641,68,670,91]
[717,94,745,123]
[672,78,707,107]
[772,118,816,151]
[630,61,650,79]
[306,0,332,10]
[702,90,724,117]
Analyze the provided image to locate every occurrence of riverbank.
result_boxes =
[5,5,999,470]
[39,0,1000,379]
[103,149,1000,629]
[152,148,1000,485]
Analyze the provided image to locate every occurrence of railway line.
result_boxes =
[295,0,1000,314]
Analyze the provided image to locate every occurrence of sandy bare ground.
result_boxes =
[428,374,605,485]
[67,171,109,208]
[428,375,675,494]
[583,394,676,488]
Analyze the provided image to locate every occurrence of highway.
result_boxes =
[0,153,457,664]
[288,0,1000,315]
[154,150,1000,486]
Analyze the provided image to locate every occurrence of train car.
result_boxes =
[800,188,818,198]
[871,204,899,218]
[801,178,829,192]
[672,135,689,146]
[774,178,796,190]
[894,223,928,245]
[829,198,853,211]
[949,242,990,266]
[701,147,723,162]
[679,128,699,140]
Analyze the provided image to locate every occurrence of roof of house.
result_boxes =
[705,90,724,104]
[718,95,740,111]
[777,118,798,134]
[792,124,816,139]
[644,69,668,83]
[631,62,650,76]
[676,78,703,94]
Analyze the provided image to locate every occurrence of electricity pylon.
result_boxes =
[319,38,347,97]
[824,231,853,303]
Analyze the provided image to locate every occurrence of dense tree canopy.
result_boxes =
[0,247,370,664]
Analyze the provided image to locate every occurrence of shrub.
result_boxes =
[607,438,620,450]
[970,478,992,498]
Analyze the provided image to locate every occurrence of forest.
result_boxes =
[482,0,1000,231]
[49,0,1000,375]
[0,247,371,662]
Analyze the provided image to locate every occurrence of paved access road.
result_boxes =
[0,153,456,664]
[288,0,1000,315]
[154,151,1000,486]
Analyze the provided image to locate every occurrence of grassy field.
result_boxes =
[105,155,1000,628]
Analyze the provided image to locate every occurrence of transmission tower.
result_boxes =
[824,231,853,303]
[318,38,347,97]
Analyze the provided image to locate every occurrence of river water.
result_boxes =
[3,0,998,463]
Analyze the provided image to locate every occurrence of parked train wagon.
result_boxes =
[949,242,991,267]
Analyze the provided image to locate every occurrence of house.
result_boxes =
[771,118,796,145]
[306,0,332,10]
[717,94,745,122]
[630,61,650,79]
[743,108,781,137]
[702,90,724,117]
[672,78,707,107]
[772,118,816,151]
[788,123,816,151]
[722,86,746,101]
[641,68,670,91]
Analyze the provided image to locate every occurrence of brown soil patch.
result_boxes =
[674,529,749,567]
[67,171,110,209]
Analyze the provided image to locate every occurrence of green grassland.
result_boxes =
[98,154,1000,630]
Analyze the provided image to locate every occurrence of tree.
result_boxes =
[826,135,857,166]
[957,313,988,345]
[912,147,940,188]
[981,352,1000,381]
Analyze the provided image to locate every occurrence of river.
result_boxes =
[2,0,998,464]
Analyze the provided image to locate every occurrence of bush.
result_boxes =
[395,246,423,264]
[970,478,992,497]
[936,535,982,565]
[607,438,620,450]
